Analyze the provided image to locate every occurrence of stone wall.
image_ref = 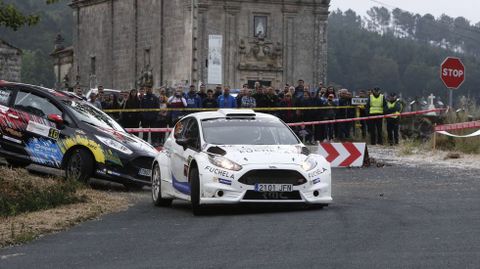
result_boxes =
[0,40,22,82]
[71,0,329,89]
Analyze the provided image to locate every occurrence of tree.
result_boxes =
[0,0,60,30]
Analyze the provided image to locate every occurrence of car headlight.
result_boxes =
[208,155,242,171]
[95,135,133,155]
[301,156,317,171]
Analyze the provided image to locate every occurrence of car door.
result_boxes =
[170,117,201,195]
[12,88,72,168]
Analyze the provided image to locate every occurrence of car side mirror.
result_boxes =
[48,114,64,126]
[176,138,190,150]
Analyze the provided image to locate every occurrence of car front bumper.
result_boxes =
[198,163,332,205]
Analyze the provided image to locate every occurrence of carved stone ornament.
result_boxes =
[138,64,154,88]
[238,38,283,72]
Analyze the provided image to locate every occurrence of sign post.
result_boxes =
[440,57,465,108]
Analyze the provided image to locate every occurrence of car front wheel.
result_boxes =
[152,163,172,207]
[190,167,206,215]
[65,148,93,183]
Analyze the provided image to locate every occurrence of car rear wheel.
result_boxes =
[5,158,30,168]
[190,167,206,216]
[152,163,172,207]
[65,148,93,183]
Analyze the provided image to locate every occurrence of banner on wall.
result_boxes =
[208,35,223,85]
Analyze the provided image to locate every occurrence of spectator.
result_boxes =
[337,89,354,140]
[101,92,111,109]
[266,87,280,108]
[140,86,161,146]
[241,89,256,108]
[294,79,305,100]
[366,87,387,145]
[288,86,297,106]
[158,95,169,144]
[138,87,145,100]
[120,89,141,136]
[202,89,218,108]
[236,84,248,108]
[168,87,187,124]
[253,86,268,108]
[323,94,337,141]
[89,93,102,109]
[198,84,207,100]
[109,93,121,121]
[279,93,295,123]
[278,84,289,99]
[74,85,86,100]
[214,85,223,99]
[185,85,202,112]
[297,91,315,143]
[217,86,236,108]
[357,89,368,139]
[313,90,326,142]
[386,92,402,146]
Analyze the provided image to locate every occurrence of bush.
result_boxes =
[0,167,86,217]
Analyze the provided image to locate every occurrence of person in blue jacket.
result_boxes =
[185,85,202,114]
[217,86,237,108]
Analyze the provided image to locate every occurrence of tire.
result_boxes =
[65,148,94,183]
[190,167,206,216]
[5,158,30,168]
[151,163,173,207]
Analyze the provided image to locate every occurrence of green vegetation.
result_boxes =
[0,167,86,217]
[0,0,60,30]
[328,9,480,101]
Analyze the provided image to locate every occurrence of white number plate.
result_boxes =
[254,184,293,192]
[138,168,152,177]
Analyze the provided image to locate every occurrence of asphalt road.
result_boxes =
[2,163,480,269]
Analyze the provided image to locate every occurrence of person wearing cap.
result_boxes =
[214,85,223,99]
[386,92,403,146]
[366,87,388,145]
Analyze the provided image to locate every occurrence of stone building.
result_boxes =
[0,39,22,82]
[51,34,75,89]
[70,0,330,89]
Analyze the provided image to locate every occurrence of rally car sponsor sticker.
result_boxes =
[26,121,59,140]
[139,168,152,177]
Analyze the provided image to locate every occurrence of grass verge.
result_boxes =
[0,167,131,247]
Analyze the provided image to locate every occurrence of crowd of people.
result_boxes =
[74,79,403,147]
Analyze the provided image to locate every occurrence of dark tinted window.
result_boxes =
[202,118,299,145]
[14,90,62,118]
[0,87,12,105]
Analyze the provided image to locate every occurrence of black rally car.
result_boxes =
[0,81,157,188]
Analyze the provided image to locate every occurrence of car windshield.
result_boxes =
[202,118,300,145]
[62,100,125,132]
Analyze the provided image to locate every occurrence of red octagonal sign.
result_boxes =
[441,57,465,89]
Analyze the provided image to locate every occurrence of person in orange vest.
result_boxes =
[386,92,403,146]
[366,87,387,145]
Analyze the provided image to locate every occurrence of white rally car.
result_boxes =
[151,109,332,215]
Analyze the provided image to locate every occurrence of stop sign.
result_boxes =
[441,57,465,89]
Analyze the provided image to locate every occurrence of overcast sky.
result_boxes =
[330,0,480,24]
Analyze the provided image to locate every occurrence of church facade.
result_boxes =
[70,0,330,89]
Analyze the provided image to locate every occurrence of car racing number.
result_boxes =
[48,128,60,140]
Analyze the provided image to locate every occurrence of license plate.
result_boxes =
[254,184,293,192]
[138,168,152,177]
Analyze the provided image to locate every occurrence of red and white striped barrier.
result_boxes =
[317,142,366,167]
[125,108,445,134]
[435,120,480,132]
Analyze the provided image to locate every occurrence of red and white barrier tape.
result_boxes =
[125,108,445,133]
[288,108,445,127]
[435,120,480,132]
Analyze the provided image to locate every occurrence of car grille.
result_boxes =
[238,170,307,186]
[243,190,302,200]
[126,157,154,179]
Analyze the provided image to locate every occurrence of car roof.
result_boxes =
[188,109,280,121]
[1,81,85,101]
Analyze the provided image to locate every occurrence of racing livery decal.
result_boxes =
[25,137,63,167]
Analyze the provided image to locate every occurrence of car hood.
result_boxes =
[86,125,158,156]
[210,145,308,165]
